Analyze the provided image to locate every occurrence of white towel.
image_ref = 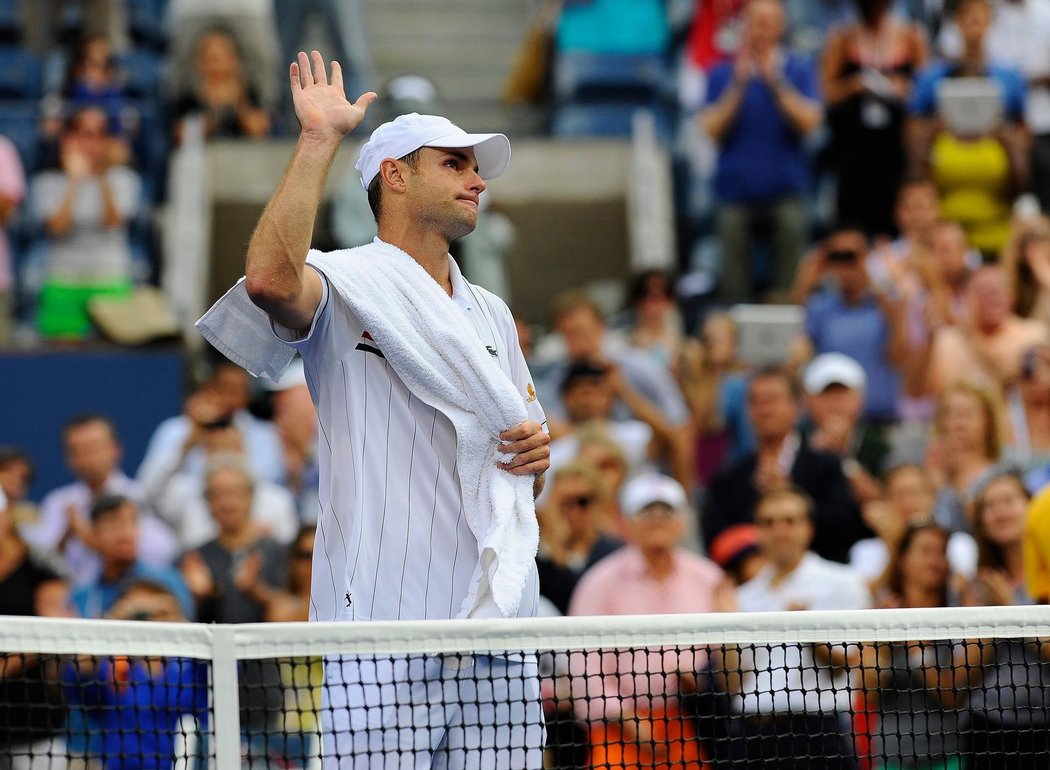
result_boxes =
[196,239,538,618]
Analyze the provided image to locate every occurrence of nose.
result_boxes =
[468,167,485,193]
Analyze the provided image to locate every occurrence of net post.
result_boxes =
[210,626,242,767]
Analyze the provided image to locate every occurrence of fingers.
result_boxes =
[296,51,311,89]
[498,445,551,476]
[354,91,379,111]
[497,427,549,456]
[500,420,546,443]
[310,50,327,85]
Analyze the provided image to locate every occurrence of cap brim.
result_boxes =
[425,132,511,180]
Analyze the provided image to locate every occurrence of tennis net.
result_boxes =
[2,605,1049,769]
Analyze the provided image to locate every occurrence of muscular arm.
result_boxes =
[244,51,375,332]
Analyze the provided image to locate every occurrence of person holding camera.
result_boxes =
[792,223,909,425]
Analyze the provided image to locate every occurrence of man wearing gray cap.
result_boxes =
[212,51,550,768]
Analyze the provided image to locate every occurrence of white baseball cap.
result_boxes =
[803,352,867,394]
[355,113,511,189]
[620,473,689,518]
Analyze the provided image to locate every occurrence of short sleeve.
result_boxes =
[703,63,732,107]
[788,57,819,101]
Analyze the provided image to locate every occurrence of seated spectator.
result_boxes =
[726,486,871,770]
[700,0,822,303]
[851,463,977,588]
[25,413,177,585]
[963,469,1033,605]
[677,311,755,479]
[0,132,25,345]
[172,26,272,145]
[1007,343,1050,477]
[569,473,728,770]
[958,471,1050,769]
[908,0,1029,257]
[613,269,684,372]
[1000,214,1050,323]
[821,0,928,237]
[707,522,765,585]
[703,366,867,564]
[137,360,287,506]
[547,360,686,486]
[534,291,690,435]
[860,522,966,770]
[535,462,624,615]
[48,32,134,161]
[30,106,142,341]
[793,223,908,424]
[801,352,890,504]
[0,446,39,530]
[263,524,315,623]
[0,484,70,764]
[923,264,1050,396]
[155,451,298,550]
[574,426,631,519]
[62,579,210,770]
[71,494,193,620]
[928,381,1008,534]
[179,462,287,742]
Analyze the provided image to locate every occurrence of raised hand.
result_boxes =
[290,50,376,141]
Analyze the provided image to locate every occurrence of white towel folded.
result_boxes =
[196,239,538,618]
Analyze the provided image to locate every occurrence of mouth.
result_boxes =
[457,197,479,209]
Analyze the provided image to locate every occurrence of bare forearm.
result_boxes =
[99,175,123,229]
[700,81,746,141]
[245,134,337,325]
[772,82,822,135]
[46,181,79,236]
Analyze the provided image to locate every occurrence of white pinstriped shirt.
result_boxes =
[278,250,544,623]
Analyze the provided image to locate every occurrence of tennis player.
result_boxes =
[242,52,550,768]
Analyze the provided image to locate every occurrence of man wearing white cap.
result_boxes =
[801,352,889,505]
[225,52,550,768]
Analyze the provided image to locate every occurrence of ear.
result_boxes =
[378,158,407,194]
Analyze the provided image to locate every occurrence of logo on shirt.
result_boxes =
[486,345,499,358]
[526,383,537,403]
[355,331,385,359]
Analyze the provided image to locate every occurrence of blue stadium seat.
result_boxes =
[116,49,165,99]
[553,52,669,103]
[0,100,42,172]
[0,48,44,99]
[0,0,18,44]
[128,0,170,51]
[551,102,674,143]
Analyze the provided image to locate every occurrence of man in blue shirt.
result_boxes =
[701,0,823,304]
[71,494,193,621]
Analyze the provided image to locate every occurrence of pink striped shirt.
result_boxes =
[0,136,25,292]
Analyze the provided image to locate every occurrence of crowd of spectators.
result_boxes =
[4,0,1050,767]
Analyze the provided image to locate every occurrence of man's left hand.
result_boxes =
[497,421,550,476]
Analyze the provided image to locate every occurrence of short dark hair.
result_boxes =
[748,364,801,399]
[63,412,118,443]
[560,359,609,394]
[0,447,34,480]
[755,486,815,522]
[366,147,423,222]
[89,493,135,524]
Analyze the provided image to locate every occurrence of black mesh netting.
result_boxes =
[2,639,1050,769]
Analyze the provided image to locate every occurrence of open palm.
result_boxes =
[291,50,376,139]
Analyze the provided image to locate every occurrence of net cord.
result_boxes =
[3,605,1050,659]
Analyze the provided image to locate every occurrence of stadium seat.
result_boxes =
[0,100,42,172]
[0,0,18,45]
[551,101,674,143]
[128,0,170,51]
[0,47,45,99]
[117,49,165,98]
[552,52,670,103]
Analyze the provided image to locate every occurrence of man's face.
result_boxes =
[562,375,614,422]
[0,459,31,503]
[896,184,940,238]
[211,366,250,414]
[967,266,1012,329]
[556,308,604,360]
[94,502,139,567]
[805,383,863,427]
[402,146,485,243]
[65,421,120,485]
[204,467,254,534]
[748,376,798,442]
[754,495,813,568]
[957,0,992,47]
[745,0,784,51]
[930,224,970,281]
[628,502,685,553]
[823,231,870,294]
[549,475,605,541]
